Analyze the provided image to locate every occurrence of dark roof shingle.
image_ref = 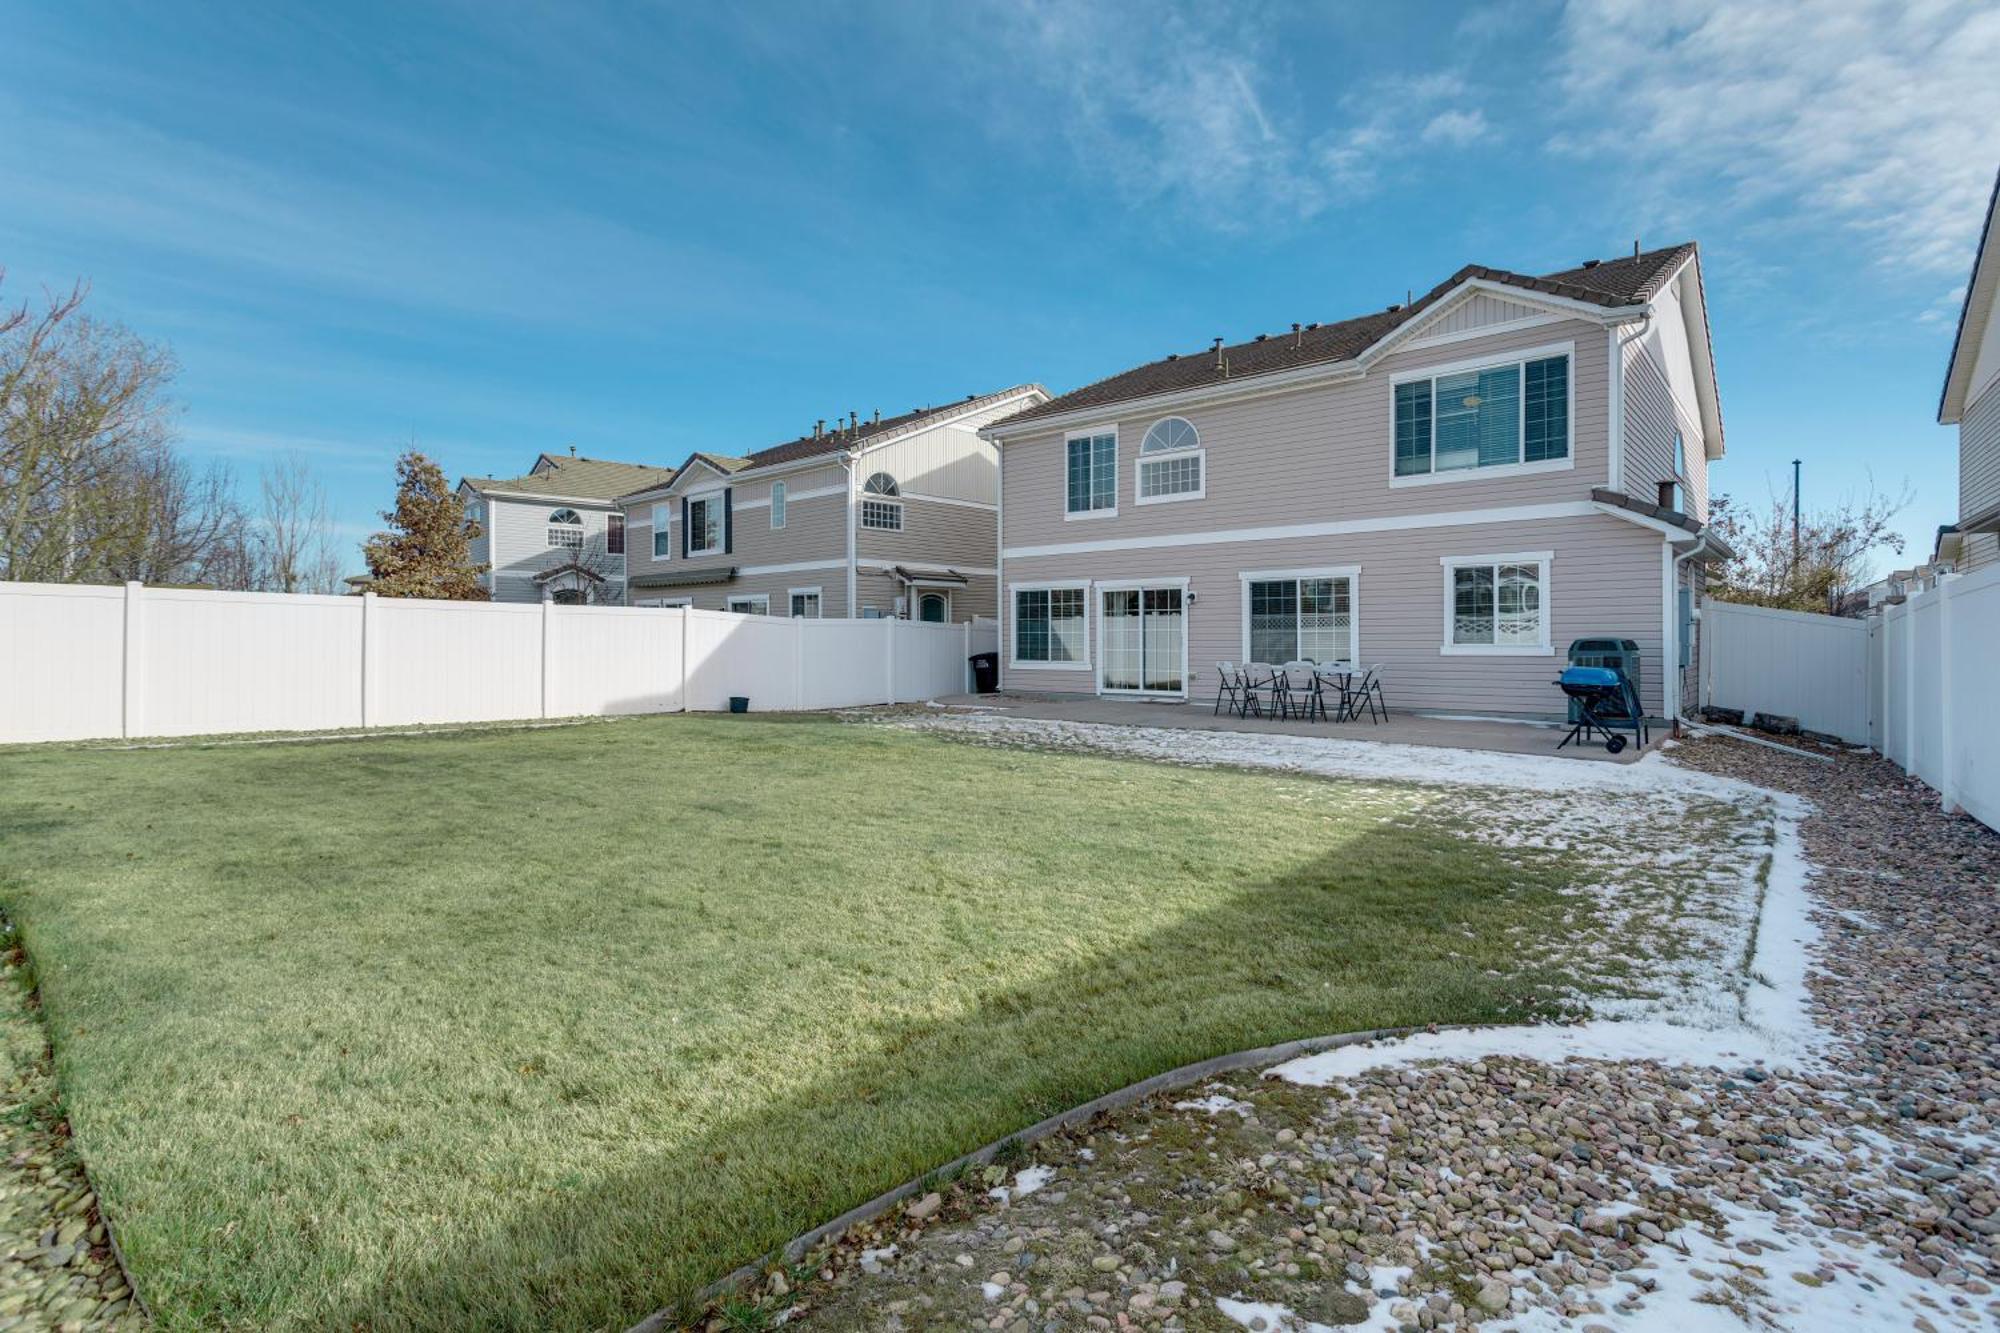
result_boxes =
[995,245,1696,428]
[463,455,673,501]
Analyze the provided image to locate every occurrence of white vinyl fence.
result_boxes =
[1702,563,2000,831]
[1700,601,1872,745]
[0,581,978,744]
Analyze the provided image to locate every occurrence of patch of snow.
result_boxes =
[1214,1296,1337,1333]
[981,1280,1006,1302]
[1174,1093,1254,1117]
[1272,787,1825,1084]
[987,1163,1055,1204]
[858,1244,897,1275]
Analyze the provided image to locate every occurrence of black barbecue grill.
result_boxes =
[1556,666,1647,754]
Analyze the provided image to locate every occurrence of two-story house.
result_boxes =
[458,451,671,604]
[618,385,1046,619]
[1937,167,2000,575]
[982,244,1728,722]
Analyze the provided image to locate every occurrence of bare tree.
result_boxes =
[1,275,247,586]
[1706,481,1912,615]
[255,452,343,593]
[535,531,624,605]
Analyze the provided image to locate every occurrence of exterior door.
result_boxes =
[1099,586,1185,695]
[919,592,948,623]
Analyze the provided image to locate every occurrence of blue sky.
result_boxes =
[5,1,1996,575]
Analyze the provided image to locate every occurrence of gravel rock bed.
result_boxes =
[0,949,138,1332]
[735,735,1998,1332]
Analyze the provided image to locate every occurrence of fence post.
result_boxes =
[962,620,971,694]
[679,607,689,713]
[541,599,553,719]
[1938,575,1959,813]
[792,615,805,711]
[884,616,898,704]
[121,581,144,740]
[359,593,378,728]
[1902,600,1916,776]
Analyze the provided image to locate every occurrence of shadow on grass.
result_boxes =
[317,825,1572,1332]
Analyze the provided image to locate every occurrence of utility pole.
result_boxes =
[1791,458,1802,572]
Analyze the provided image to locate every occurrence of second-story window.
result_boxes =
[1066,429,1116,516]
[861,472,902,530]
[770,480,787,529]
[546,508,583,549]
[605,513,624,555]
[651,504,670,558]
[688,496,723,554]
[1394,352,1569,479]
[1136,416,1203,503]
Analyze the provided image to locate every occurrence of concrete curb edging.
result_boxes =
[628,1020,1483,1333]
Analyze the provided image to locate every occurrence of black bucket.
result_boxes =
[728,696,749,714]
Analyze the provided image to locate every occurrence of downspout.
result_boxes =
[844,454,858,617]
[1667,530,1717,728]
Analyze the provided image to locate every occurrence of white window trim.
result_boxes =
[1134,446,1206,505]
[859,497,904,531]
[1439,551,1554,656]
[635,596,692,608]
[1237,566,1362,666]
[1007,580,1092,671]
[1387,340,1576,488]
[649,503,672,560]
[1063,425,1119,521]
[915,589,952,622]
[788,585,822,618]
[770,481,787,529]
[726,593,770,615]
[1092,577,1191,700]
[687,490,725,557]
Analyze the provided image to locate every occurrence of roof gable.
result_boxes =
[462,454,672,502]
[1942,167,2000,423]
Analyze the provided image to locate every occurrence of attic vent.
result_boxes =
[1581,259,1601,269]
[1166,353,1179,361]
[1305,322,1320,331]
[1387,304,1401,312]
[1254,333,1268,342]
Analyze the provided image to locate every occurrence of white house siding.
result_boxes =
[861,420,1001,503]
[1401,291,1548,342]
[1623,277,1711,521]
[1961,380,2000,562]
[998,512,1666,718]
[486,497,626,604]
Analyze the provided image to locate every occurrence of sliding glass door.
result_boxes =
[1099,586,1185,695]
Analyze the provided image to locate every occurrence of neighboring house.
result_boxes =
[982,244,1728,721]
[1938,166,2000,575]
[1864,558,1956,610]
[458,452,672,604]
[617,386,1046,620]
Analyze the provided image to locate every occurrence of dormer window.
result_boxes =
[861,472,903,531]
[1136,416,1203,503]
[546,508,584,549]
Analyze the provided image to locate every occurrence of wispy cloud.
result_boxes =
[1549,0,2000,282]
[965,4,1493,232]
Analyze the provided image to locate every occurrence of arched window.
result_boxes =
[1137,417,1203,503]
[546,508,584,549]
[861,473,903,530]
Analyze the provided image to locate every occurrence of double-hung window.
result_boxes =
[1065,429,1117,517]
[1136,417,1202,503]
[1244,571,1356,664]
[789,588,821,618]
[605,513,625,555]
[1442,553,1551,653]
[770,481,787,529]
[651,504,671,558]
[726,594,769,615]
[1011,586,1088,666]
[1394,349,1570,479]
[688,495,722,555]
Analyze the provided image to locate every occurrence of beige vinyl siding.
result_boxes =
[634,569,850,618]
[1961,379,2000,531]
[999,319,1610,556]
[621,461,847,589]
[1955,530,2000,574]
[857,496,996,569]
[999,512,1667,718]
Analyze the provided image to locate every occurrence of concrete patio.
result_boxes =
[929,693,1657,763]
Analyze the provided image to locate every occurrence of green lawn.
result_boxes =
[0,716,1587,1331]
